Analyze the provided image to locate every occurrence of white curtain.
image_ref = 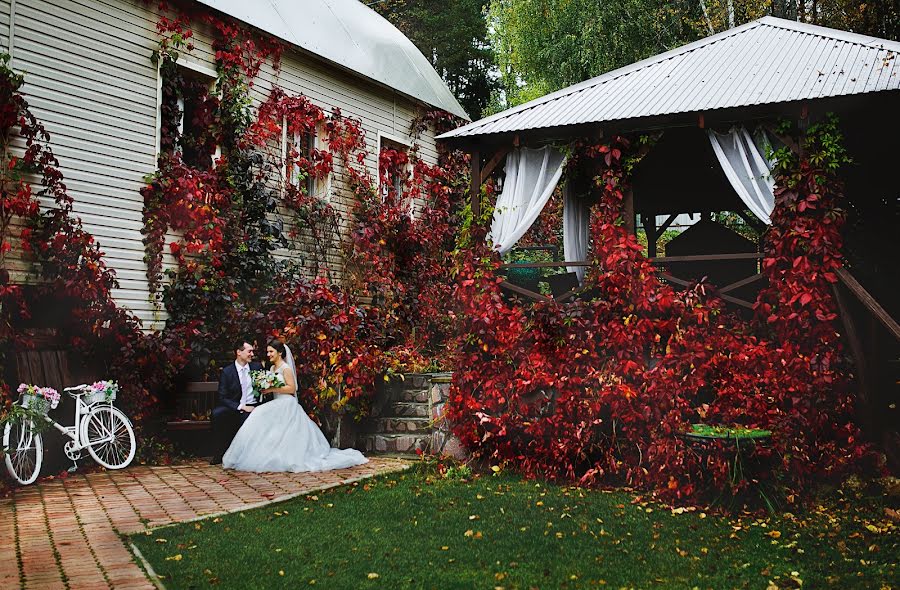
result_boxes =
[707,126,775,225]
[489,147,567,254]
[563,182,590,283]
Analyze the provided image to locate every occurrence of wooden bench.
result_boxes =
[166,381,218,430]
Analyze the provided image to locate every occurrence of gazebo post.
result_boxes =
[469,150,481,220]
[644,212,657,258]
[624,188,635,235]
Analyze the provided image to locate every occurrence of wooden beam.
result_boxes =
[832,282,872,425]
[719,293,754,309]
[502,261,591,269]
[499,281,552,302]
[644,212,657,258]
[554,288,578,303]
[657,272,754,308]
[762,123,801,156]
[718,272,764,294]
[836,267,900,342]
[657,272,691,288]
[657,214,678,234]
[734,209,766,233]
[649,252,762,264]
[480,147,510,185]
[470,150,481,220]
[624,188,635,235]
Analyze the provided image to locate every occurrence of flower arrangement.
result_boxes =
[87,380,119,404]
[17,383,61,413]
[250,370,286,400]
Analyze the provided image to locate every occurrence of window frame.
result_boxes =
[282,116,329,201]
[377,131,414,208]
[155,57,219,162]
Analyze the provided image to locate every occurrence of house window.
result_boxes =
[378,134,412,208]
[158,59,218,168]
[283,119,320,198]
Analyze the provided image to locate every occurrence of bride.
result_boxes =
[223,339,368,473]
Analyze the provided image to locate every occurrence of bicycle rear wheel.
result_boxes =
[82,406,135,469]
[3,419,43,485]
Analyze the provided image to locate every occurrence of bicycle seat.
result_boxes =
[64,385,89,397]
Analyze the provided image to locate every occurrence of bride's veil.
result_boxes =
[283,343,297,375]
[283,344,298,398]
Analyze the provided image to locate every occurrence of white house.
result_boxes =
[0,0,467,329]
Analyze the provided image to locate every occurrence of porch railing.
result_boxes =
[500,252,763,307]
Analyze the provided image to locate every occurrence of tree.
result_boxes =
[373,0,498,119]
[487,0,705,108]
[487,0,899,111]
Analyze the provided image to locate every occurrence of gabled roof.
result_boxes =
[195,0,469,120]
[439,16,898,139]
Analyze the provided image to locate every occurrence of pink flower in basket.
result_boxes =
[88,380,119,403]
[17,383,61,410]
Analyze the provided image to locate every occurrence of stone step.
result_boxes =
[361,433,431,454]
[398,388,430,403]
[376,417,432,434]
[387,401,430,417]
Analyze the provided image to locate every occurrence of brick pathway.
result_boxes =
[0,457,410,589]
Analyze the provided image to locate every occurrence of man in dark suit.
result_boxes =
[210,340,262,464]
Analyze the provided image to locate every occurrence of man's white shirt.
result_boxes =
[235,360,254,407]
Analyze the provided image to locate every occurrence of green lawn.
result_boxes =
[129,470,898,589]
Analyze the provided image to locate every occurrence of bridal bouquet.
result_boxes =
[250,369,286,400]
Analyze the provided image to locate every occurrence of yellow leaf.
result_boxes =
[155,538,167,543]
[279,570,285,576]
[491,465,501,473]
[441,546,449,551]
[464,529,474,537]
[165,554,183,561]
[767,530,782,539]
[367,572,379,579]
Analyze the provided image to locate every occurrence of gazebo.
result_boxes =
[439,16,900,465]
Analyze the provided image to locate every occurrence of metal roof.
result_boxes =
[439,16,899,139]
[195,0,469,120]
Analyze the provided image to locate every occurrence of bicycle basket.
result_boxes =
[84,381,118,405]
[21,393,52,415]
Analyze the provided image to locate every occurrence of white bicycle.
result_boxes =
[3,384,136,485]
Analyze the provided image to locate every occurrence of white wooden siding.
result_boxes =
[1,0,11,54]
[6,0,442,331]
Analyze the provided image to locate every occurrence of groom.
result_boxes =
[210,340,262,464]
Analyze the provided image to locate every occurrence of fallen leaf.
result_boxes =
[165,554,183,561]
[367,573,379,579]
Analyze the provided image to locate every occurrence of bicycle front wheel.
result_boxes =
[3,419,43,485]
[81,406,135,469]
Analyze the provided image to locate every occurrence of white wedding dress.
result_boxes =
[222,363,368,473]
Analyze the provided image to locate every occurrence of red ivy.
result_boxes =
[448,128,874,505]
